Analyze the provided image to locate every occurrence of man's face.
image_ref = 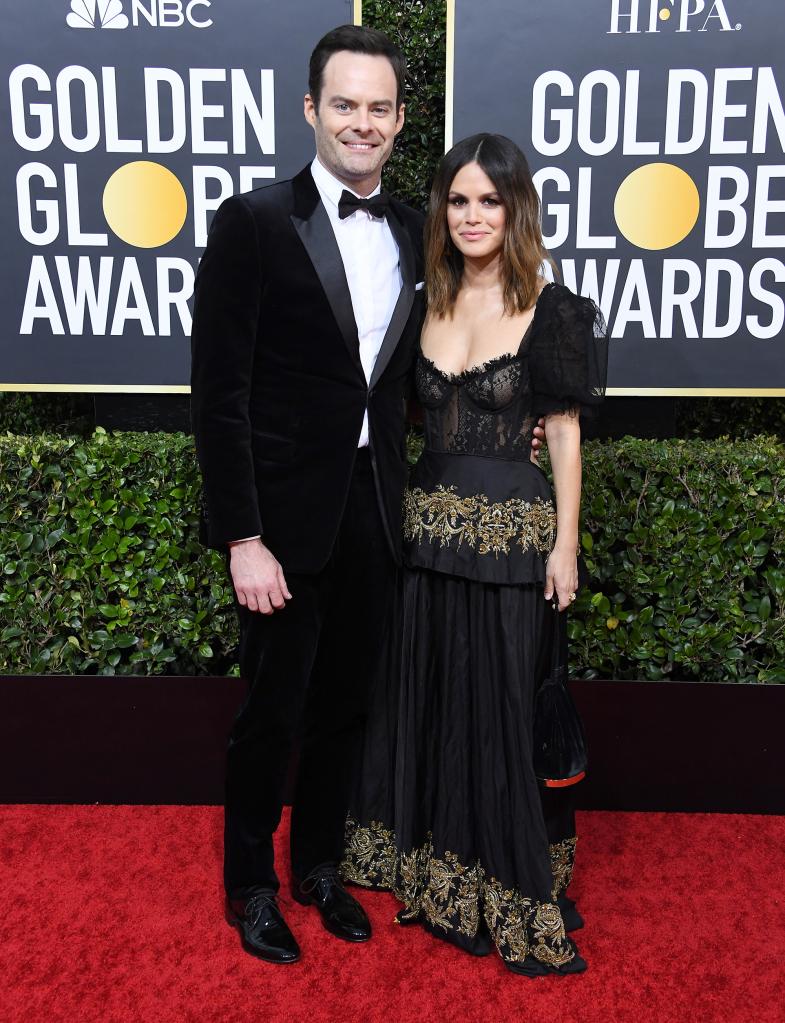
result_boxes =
[304,51,404,196]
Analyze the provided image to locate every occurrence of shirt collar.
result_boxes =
[311,156,382,212]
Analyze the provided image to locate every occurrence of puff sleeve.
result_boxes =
[530,285,608,418]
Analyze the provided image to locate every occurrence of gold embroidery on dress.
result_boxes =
[549,836,578,901]
[340,816,397,889]
[339,817,575,967]
[403,484,556,558]
[421,851,481,938]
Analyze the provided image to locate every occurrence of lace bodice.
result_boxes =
[415,283,608,461]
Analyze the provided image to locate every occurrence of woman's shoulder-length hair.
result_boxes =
[424,133,554,318]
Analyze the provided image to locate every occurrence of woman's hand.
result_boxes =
[544,544,578,612]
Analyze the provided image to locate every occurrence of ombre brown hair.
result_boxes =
[425,133,553,318]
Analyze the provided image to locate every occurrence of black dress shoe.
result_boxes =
[225,890,301,964]
[292,864,371,942]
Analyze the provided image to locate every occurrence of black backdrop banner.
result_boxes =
[448,0,785,394]
[0,0,354,391]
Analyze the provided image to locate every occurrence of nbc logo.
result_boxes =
[67,0,128,28]
[66,0,212,29]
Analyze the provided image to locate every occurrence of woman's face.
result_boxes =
[446,161,506,261]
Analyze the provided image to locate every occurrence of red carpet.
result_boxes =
[1,807,783,1023]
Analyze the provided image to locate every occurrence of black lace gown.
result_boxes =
[341,283,608,973]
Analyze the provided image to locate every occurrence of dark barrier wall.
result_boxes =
[0,0,354,391]
[449,0,785,394]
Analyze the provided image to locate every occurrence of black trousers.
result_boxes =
[224,450,396,897]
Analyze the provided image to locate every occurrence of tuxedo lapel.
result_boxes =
[369,204,416,389]
[290,168,362,374]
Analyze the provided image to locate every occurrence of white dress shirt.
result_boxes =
[311,156,402,448]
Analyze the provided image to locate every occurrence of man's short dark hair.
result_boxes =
[309,25,406,111]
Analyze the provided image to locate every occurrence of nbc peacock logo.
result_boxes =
[66,0,129,29]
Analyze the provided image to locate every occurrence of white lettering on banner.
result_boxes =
[110,259,155,335]
[102,68,143,153]
[190,69,228,154]
[18,256,197,337]
[752,167,785,247]
[14,161,274,252]
[664,70,709,155]
[531,72,573,157]
[129,0,213,28]
[660,260,702,338]
[9,65,53,151]
[575,169,616,249]
[64,164,108,246]
[56,256,113,334]
[612,259,657,338]
[56,66,101,153]
[156,259,195,336]
[144,69,188,153]
[704,166,748,248]
[532,167,570,247]
[20,256,65,334]
[752,68,785,154]
[703,259,744,337]
[7,56,278,339]
[191,165,275,245]
[622,70,659,154]
[748,259,785,338]
[529,55,785,345]
[560,258,785,341]
[191,166,233,246]
[8,65,275,155]
[16,163,59,245]
[530,67,784,157]
[608,0,736,34]
[577,71,620,157]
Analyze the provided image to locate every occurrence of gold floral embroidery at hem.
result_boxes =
[339,816,575,967]
[421,849,481,938]
[403,484,556,559]
[340,817,397,889]
[550,836,578,901]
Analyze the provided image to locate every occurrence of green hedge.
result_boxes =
[574,437,785,683]
[1,432,783,681]
[0,431,233,676]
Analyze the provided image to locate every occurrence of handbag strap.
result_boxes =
[548,604,569,681]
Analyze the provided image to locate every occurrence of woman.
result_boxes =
[342,134,607,975]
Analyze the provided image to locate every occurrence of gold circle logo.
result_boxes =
[614,163,700,250]
[659,7,671,20]
[102,161,187,248]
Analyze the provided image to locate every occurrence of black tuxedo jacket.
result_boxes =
[191,165,425,574]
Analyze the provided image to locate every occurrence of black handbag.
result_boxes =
[533,607,588,788]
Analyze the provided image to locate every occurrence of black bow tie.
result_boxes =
[338,190,390,220]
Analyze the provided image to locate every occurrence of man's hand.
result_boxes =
[229,539,292,614]
[530,416,547,463]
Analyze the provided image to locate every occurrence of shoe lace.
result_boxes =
[300,862,342,896]
[245,890,277,926]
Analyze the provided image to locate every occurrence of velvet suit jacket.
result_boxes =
[190,165,425,575]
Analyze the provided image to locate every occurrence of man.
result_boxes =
[191,25,424,964]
